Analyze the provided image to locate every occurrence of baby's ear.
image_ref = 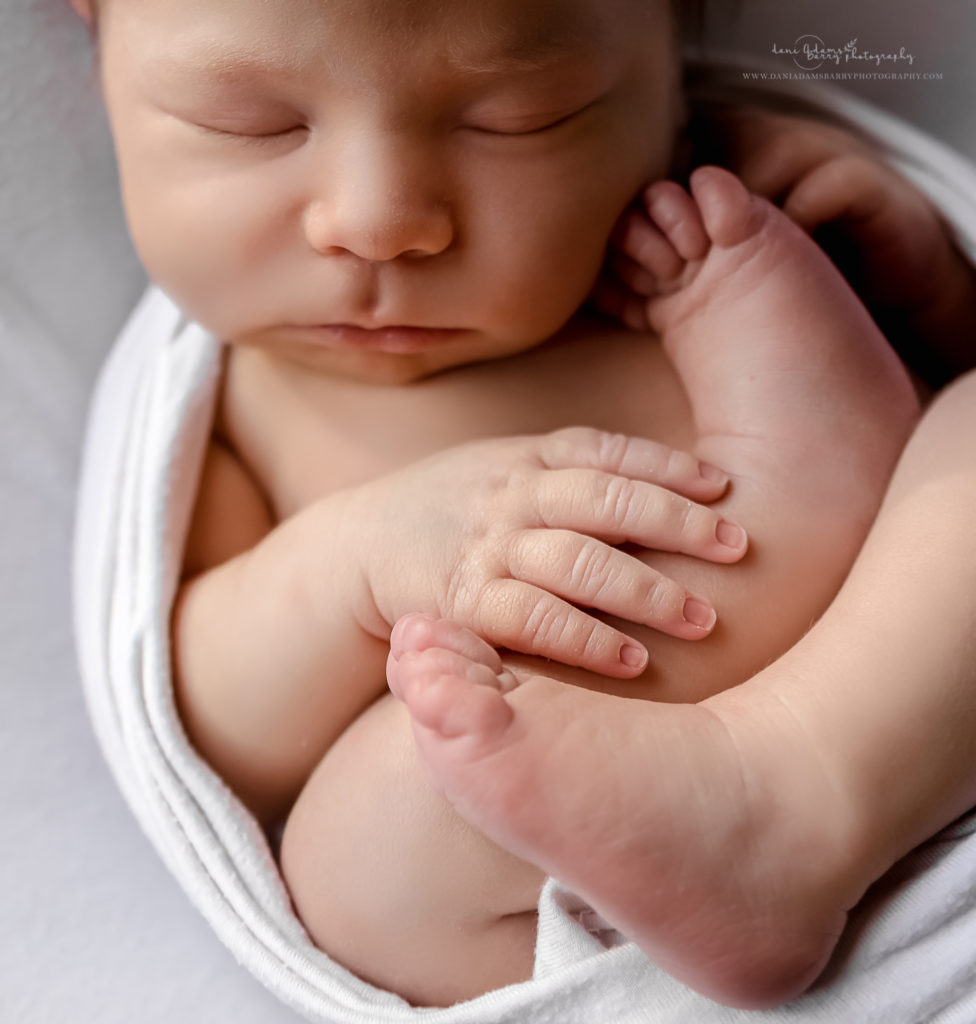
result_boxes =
[69,0,94,22]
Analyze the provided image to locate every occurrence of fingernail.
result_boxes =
[716,519,746,550]
[620,643,648,669]
[682,597,716,630]
[699,461,728,484]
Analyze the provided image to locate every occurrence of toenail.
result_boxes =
[498,670,520,694]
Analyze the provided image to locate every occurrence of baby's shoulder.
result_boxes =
[180,435,274,580]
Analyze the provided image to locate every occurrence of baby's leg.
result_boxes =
[384,370,976,1009]
[387,613,864,1010]
[279,685,544,1007]
[386,173,926,1008]
[631,166,918,499]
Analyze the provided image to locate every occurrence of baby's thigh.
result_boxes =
[279,693,543,1005]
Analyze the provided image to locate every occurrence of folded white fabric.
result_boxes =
[73,63,976,1024]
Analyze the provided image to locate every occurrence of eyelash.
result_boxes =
[193,99,592,146]
[196,124,307,146]
[475,112,575,137]
[469,101,595,138]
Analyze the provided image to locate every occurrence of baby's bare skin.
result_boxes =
[281,168,918,1005]
[77,0,976,1011]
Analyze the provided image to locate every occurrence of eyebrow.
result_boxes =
[143,42,309,86]
[442,12,605,78]
[444,36,593,77]
[142,21,597,88]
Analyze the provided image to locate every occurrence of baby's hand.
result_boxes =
[354,428,748,678]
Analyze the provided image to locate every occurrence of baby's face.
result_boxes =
[97,0,679,383]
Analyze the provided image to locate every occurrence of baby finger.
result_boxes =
[469,578,649,678]
[537,468,748,561]
[537,427,732,502]
[509,529,718,640]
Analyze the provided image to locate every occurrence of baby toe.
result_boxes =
[643,181,710,263]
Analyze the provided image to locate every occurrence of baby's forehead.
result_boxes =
[109,0,671,81]
[103,0,673,46]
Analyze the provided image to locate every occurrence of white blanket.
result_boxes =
[73,65,976,1024]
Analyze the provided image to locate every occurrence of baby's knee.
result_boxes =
[280,694,542,1004]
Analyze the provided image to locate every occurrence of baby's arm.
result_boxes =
[172,427,747,822]
[172,438,382,823]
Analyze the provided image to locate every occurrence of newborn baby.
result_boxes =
[73,0,976,1010]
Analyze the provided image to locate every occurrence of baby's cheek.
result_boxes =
[123,198,241,333]
[491,220,612,336]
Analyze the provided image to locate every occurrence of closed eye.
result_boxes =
[194,122,308,145]
[476,112,576,137]
[467,100,597,138]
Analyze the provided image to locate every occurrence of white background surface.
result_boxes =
[1,1,972,1022]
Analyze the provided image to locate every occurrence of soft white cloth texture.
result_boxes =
[71,63,976,1023]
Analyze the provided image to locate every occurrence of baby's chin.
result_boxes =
[221,325,547,386]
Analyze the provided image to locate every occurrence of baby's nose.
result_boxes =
[303,133,454,262]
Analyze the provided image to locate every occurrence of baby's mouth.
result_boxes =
[298,323,467,354]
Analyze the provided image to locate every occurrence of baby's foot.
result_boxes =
[613,166,916,478]
[388,613,868,1009]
